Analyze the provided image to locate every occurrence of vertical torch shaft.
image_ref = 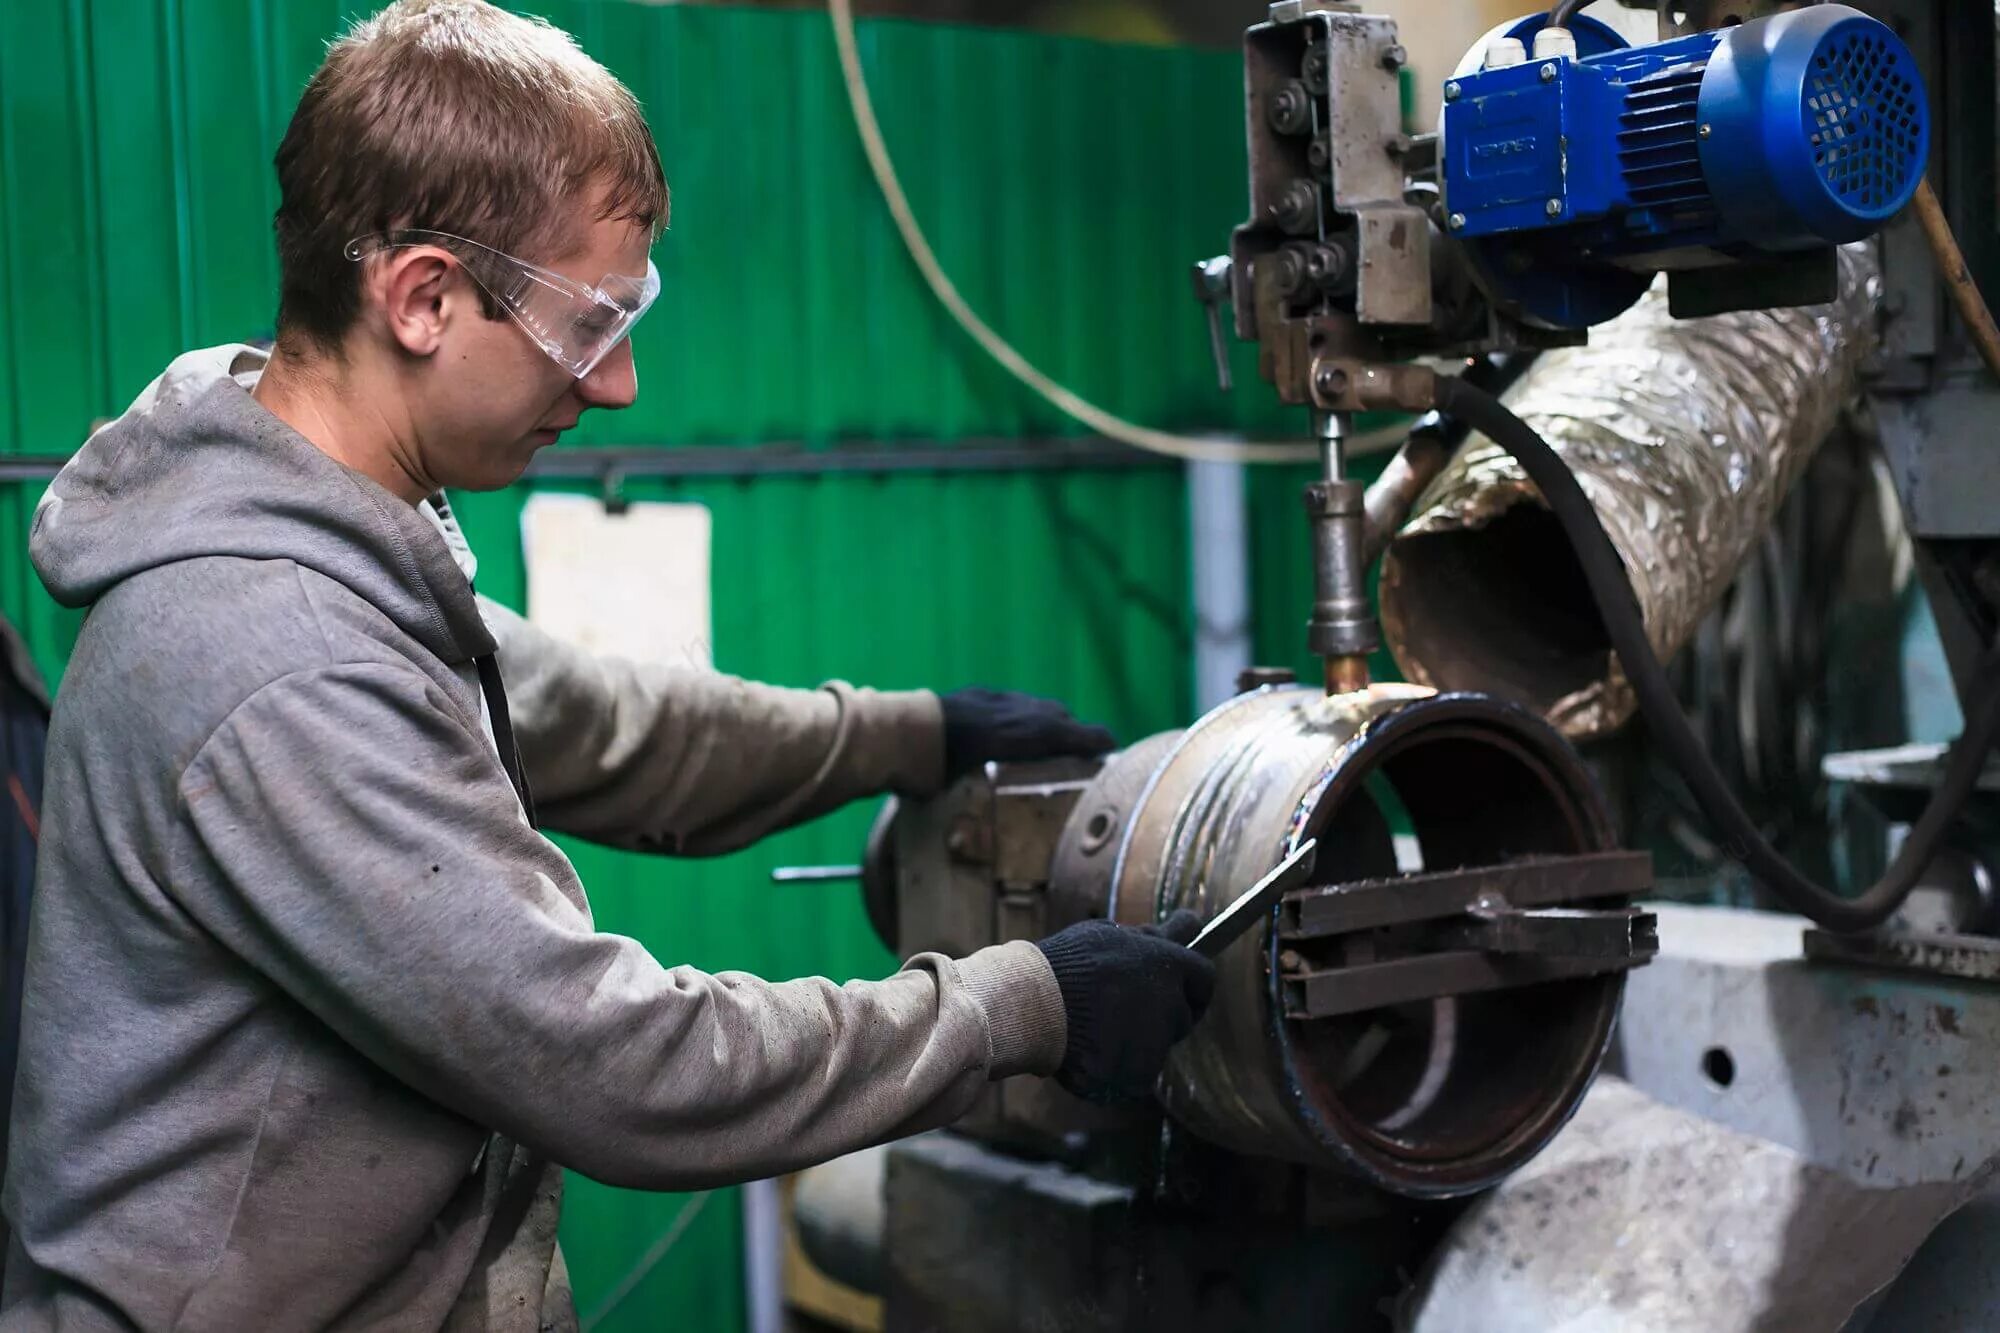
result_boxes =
[1305,411,1379,694]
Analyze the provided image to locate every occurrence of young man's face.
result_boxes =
[418,205,651,492]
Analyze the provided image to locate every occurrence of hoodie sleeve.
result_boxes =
[478,596,945,855]
[173,662,1066,1191]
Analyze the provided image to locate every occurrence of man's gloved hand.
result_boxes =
[939,688,1118,781]
[1032,910,1217,1104]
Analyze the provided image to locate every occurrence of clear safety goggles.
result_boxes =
[345,229,660,378]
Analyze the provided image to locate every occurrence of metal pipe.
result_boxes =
[1361,356,1536,567]
[1188,458,1253,712]
[1097,684,1627,1196]
[1379,244,1878,739]
[741,1178,785,1333]
[527,438,1169,481]
[1362,430,1453,568]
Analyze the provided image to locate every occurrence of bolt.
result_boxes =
[1699,122,1713,138]
[1279,949,1307,974]
[1545,198,1563,217]
[1380,43,1407,72]
[1304,243,1356,298]
[1444,80,1462,102]
[1540,62,1557,82]
[1307,135,1332,177]
[1313,362,1351,399]
[1447,211,1467,230]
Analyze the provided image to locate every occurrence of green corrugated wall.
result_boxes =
[0,2,1343,1326]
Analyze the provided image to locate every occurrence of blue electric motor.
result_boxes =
[1442,6,1929,328]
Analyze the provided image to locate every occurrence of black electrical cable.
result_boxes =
[1431,374,2000,933]
[1547,0,1591,31]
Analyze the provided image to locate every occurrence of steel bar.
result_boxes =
[1444,904,1659,959]
[8,437,1172,487]
[1282,950,1641,1019]
[527,438,1167,480]
[1279,850,1653,940]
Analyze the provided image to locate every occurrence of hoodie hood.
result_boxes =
[32,344,493,667]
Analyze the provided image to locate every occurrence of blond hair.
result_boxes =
[272,0,667,355]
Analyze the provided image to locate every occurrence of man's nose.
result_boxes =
[576,339,638,409]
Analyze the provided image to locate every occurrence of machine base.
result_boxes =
[881,1131,1443,1333]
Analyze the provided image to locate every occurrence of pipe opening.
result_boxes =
[1283,714,1621,1187]
[1384,504,1613,716]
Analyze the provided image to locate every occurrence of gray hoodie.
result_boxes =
[1,345,1065,1331]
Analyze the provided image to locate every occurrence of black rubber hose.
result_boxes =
[1432,374,2000,932]
[1405,353,1535,451]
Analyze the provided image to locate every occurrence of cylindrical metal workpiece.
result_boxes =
[866,686,1636,1199]
[1380,245,1877,738]
[1098,685,1626,1197]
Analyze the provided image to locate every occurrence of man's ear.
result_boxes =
[369,250,454,358]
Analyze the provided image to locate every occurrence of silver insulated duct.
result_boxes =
[1379,245,1880,740]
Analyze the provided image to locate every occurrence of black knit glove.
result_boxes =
[1033,910,1217,1105]
[939,688,1117,781]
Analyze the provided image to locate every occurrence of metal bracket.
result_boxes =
[1306,357,1438,413]
[1283,948,1642,1019]
[1277,850,1657,1020]
[1281,850,1654,938]
[1445,902,1659,958]
[1353,204,1433,326]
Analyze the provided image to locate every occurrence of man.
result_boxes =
[0,2,1214,1328]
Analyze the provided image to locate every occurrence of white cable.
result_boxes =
[827,0,1409,465]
